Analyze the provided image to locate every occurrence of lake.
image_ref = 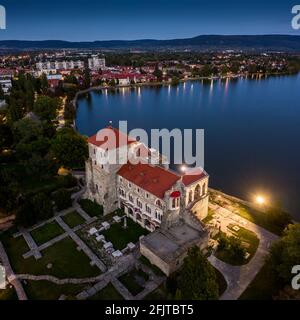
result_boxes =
[76,74,300,219]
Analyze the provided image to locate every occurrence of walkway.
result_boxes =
[0,241,28,300]
[208,204,279,300]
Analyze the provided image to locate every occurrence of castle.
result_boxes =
[85,127,210,275]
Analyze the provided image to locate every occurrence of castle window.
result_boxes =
[172,198,176,209]
[95,184,99,192]
[129,194,134,203]
[137,199,143,209]
[146,205,151,214]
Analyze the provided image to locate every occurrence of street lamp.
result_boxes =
[255,195,266,206]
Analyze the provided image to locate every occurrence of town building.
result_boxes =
[0,69,14,94]
[35,60,85,74]
[84,126,210,275]
[88,56,106,71]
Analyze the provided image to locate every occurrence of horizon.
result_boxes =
[1,34,300,43]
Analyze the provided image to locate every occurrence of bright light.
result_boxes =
[255,196,265,205]
[181,165,187,173]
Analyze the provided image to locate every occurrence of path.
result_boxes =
[0,241,28,300]
[208,204,279,300]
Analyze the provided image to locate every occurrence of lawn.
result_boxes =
[239,262,282,300]
[0,287,18,300]
[24,281,85,300]
[202,208,215,224]
[88,283,124,300]
[102,219,149,251]
[79,199,103,217]
[62,211,85,229]
[2,234,101,279]
[118,269,146,296]
[31,222,65,246]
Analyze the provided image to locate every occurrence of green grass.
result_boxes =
[24,281,85,300]
[103,219,149,250]
[202,208,215,224]
[139,256,165,276]
[62,211,85,229]
[239,261,282,300]
[31,222,64,246]
[88,283,124,300]
[79,199,103,217]
[210,191,290,236]
[118,269,146,296]
[2,235,101,279]
[0,287,18,300]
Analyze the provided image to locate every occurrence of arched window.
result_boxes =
[195,184,201,200]
[202,183,207,196]
[189,190,193,203]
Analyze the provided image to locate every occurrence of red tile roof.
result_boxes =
[88,127,136,150]
[182,168,208,187]
[117,163,180,199]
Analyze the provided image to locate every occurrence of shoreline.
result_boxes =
[72,71,299,107]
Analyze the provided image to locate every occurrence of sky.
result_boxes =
[0,0,299,41]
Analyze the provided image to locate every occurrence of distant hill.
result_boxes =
[1,35,300,51]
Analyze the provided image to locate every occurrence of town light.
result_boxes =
[255,195,266,205]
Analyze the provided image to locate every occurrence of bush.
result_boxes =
[217,233,246,265]
[53,189,72,211]
[79,199,103,217]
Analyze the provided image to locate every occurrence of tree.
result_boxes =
[0,124,13,151]
[31,192,53,220]
[33,95,61,122]
[153,66,163,81]
[41,73,49,94]
[51,128,88,169]
[83,68,91,89]
[0,85,5,100]
[176,246,219,300]
[53,189,72,211]
[269,224,300,283]
[171,76,180,86]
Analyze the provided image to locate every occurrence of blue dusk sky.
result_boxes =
[0,0,299,41]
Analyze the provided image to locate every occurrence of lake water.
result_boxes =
[76,74,300,219]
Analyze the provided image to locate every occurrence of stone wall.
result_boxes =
[140,242,171,276]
